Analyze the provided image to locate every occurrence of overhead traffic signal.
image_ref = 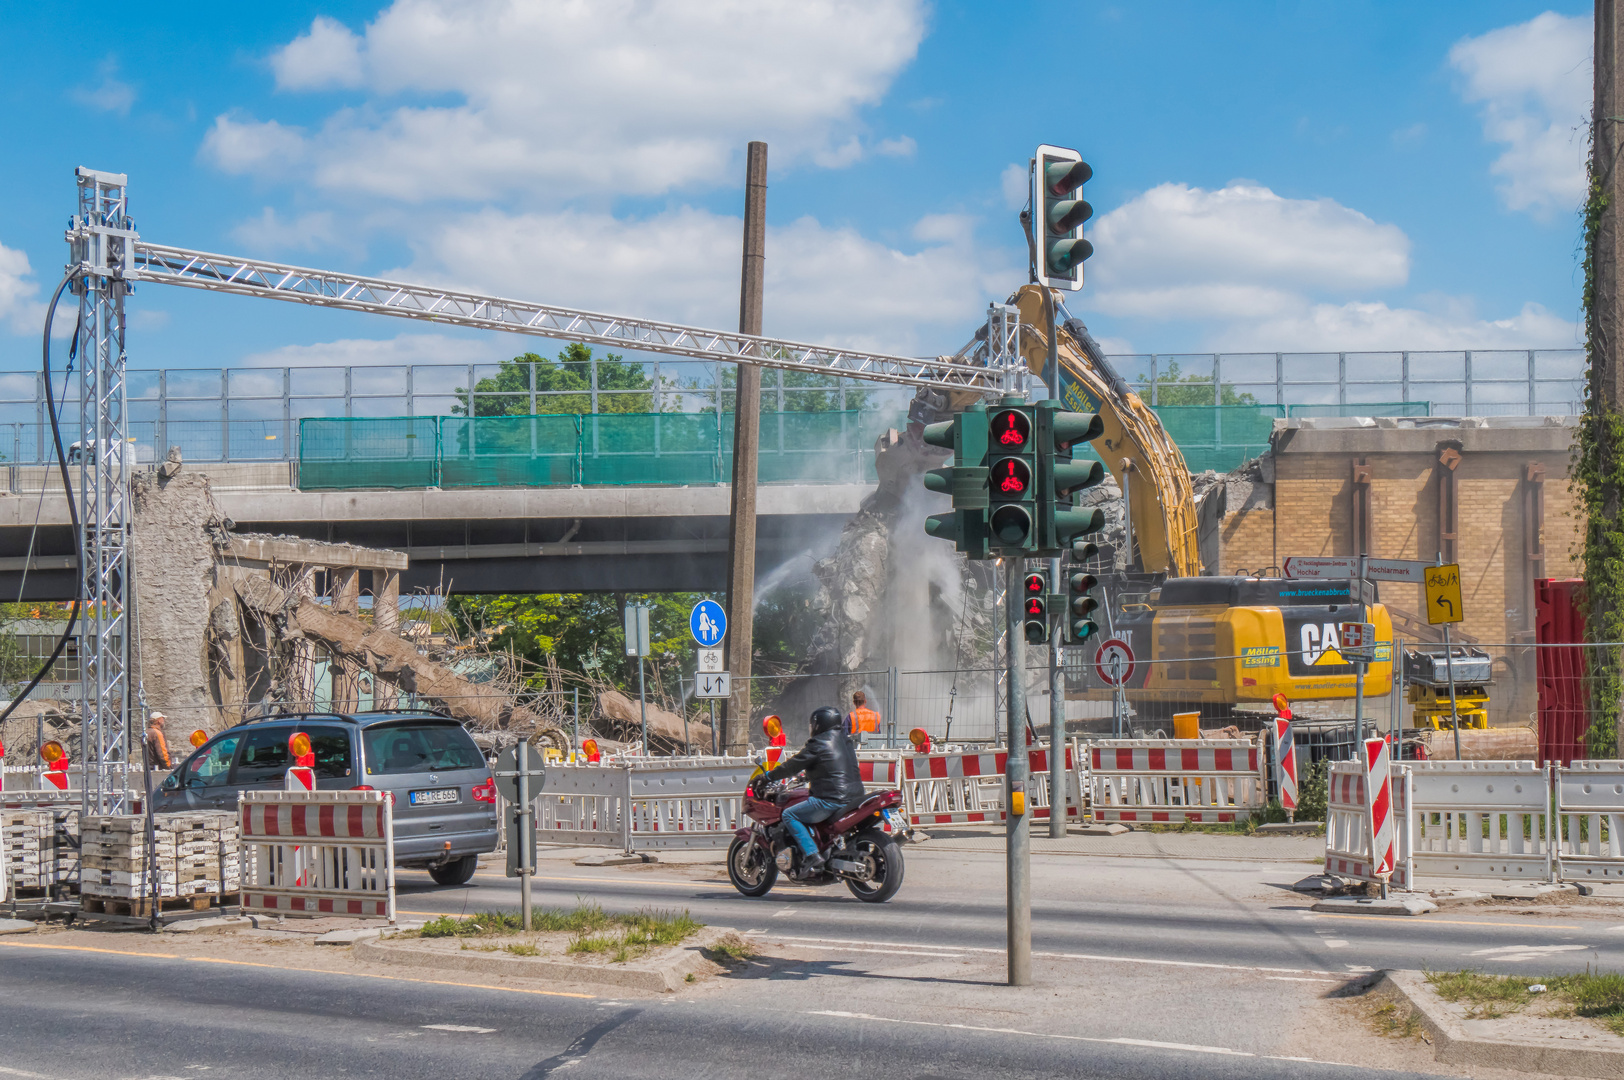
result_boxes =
[1034,144,1093,291]
[987,399,1038,553]
[922,404,991,560]
[1023,572,1049,644]
[1067,568,1100,643]
[1035,402,1106,554]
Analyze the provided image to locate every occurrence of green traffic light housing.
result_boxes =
[1035,145,1094,291]
[1023,572,1049,644]
[1068,571,1100,643]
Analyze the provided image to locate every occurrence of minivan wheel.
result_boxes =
[429,854,478,886]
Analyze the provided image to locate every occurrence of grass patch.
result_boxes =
[505,942,540,957]
[708,937,757,963]
[1427,969,1624,1035]
[411,903,700,962]
[1369,999,1426,1040]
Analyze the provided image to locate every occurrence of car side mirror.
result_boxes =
[161,774,179,791]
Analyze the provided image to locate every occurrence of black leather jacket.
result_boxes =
[765,727,866,806]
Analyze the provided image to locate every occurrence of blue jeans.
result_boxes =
[782,796,845,856]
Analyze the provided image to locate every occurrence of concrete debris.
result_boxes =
[1311,895,1437,916]
[1415,725,1538,760]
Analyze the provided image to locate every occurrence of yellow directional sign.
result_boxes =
[1424,563,1463,625]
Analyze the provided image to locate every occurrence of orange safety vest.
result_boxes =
[846,707,881,735]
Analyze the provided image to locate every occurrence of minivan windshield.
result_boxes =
[362,721,484,776]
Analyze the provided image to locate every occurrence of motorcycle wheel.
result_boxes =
[844,828,904,903]
[726,836,778,897]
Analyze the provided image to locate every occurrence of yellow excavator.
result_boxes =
[920,284,1395,721]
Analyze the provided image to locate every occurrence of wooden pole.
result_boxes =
[1594,1,1624,756]
[724,142,766,755]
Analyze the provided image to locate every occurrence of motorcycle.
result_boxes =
[727,774,907,902]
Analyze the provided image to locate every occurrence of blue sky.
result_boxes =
[0,1,1594,375]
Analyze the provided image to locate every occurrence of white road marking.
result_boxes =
[771,907,795,919]
[1267,976,1339,983]
[0,1067,57,1079]
[763,934,1343,977]
[1323,940,1350,949]
[805,945,964,959]
[1468,944,1590,963]
[421,1024,496,1033]
[810,1010,1358,1066]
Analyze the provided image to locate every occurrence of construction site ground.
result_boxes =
[2,830,1621,1078]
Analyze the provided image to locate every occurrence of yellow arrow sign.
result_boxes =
[1424,563,1463,625]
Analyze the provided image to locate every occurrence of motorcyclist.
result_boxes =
[755,705,865,875]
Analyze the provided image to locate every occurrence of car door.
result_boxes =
[230,726,296,799]
[174,732,246,811]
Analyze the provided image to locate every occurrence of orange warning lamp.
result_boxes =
[288,731,315,768]
[190,729,208,748]
[39,740,65,764]
[908,728,932,755]
[1272,693,1293,721]
[762,715,786,766]
[582,738,601,764]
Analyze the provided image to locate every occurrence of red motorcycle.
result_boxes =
[727,775,907,902]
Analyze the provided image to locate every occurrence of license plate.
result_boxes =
[883,809,905,832]
[408,788,460,806]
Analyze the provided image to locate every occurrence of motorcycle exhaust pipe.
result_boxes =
[827,858,866,876]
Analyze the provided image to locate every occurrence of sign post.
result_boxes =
[1094,638,1134,739]
[494,743,546,930]
[1424,561,1466,760]
[624,602,653,753]
[690,602,728,757]
[1339,613,1377,741]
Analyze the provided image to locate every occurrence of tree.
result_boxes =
[1138,360,1260,407]
[454,344,654,416]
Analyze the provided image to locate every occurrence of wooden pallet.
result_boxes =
[79,893,215,917]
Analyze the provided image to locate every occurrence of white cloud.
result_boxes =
[242,332,507,369]
[1449,11,1591,217]
[1208,299,1578,352]
[1000,163,1028,210]
[1086,182,1410,319]
[389,206,1008,355]
[875,136,917,158]
[69,58,135,115]
[0,241,44,335]
[213,0,927,202]
[232,208,340,252]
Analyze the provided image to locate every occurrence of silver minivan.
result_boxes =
[154,711,498,885]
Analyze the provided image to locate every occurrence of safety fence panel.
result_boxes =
[1555,760,1624,882]
[856,752,905,798]
[1087,741,1264,824]
[238,790,395,920]
[902,747,1080,827]
[537,759,758,852]
[298,417,440,490]
[1410,761,1551,883]
[1325,763,1412,889]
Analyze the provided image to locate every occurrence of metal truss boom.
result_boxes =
[129,242,999,392]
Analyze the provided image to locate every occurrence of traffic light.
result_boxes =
[1034,144,1093,290]
[1068,569,1100,643]
[1034,401,1106,556]
[987,400,1038,553]
[1023,572,1049,644]
[922,405,991,560]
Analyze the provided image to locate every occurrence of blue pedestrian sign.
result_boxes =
[690,600,726,648]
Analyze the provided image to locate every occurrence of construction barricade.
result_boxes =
[903,746,1080,827]
[1088,741,1263,824]
[537,758,758,852]
[1325,760,1413,889]
[1555,760,1624,882]
[1410,761,1551,883]
[239,790,395,921]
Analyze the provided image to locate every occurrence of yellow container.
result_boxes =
[1173,711,1200,740]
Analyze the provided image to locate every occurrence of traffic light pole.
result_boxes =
[1004,556,1032,986]
[1045,290,1067,840]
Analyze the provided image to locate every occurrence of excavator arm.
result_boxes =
[1008,285,1203,578]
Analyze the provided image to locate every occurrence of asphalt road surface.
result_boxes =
[0,943,1440,1080]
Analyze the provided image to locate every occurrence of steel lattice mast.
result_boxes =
[127,243,1000,391]
[67,168,135,816]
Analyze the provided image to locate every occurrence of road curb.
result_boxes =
[1377,970,1624,1078]
[353,925,734,992]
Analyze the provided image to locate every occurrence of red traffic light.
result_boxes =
[991,457,1030,496]
[1025,597,1045,617]
[990,409,1030,450]
[1024,573,1045,594]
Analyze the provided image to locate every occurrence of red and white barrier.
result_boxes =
[1364,737,1396,878]
[239,790,395,921]
[903,747,1079,826]
[1088,740,1265,824]
[1325,760,1411,889]
[1273,719,1298,814]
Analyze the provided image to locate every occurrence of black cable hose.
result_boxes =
[0,272,85,730]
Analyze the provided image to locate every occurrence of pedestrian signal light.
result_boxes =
[990,408,1031,449]
[39,740,64,763]
[991,456,1031,495]
[1023,572,1050,644]
[189,729,208,748]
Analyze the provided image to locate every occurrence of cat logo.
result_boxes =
[1300,623,1349,667]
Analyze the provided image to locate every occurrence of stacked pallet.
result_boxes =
[80,812,239,905]
[164,813,240,897]
[1,809,78,890]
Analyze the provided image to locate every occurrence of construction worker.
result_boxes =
[845,690,881,746]
[144,712,171,770]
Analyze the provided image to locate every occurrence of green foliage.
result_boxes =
[1295,758,1330,823]
[1577,145,1624,757]
[1138,359,1260,407]
[453,344,654,416]
[1427,968,1624,1035]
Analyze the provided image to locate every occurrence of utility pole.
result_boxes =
[725,141,766,756]
[1593,1,1624,757]
[1004,557,1032,985]
[1046,290,1067,839]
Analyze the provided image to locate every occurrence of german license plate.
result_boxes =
[883,809,905,833]
[408,788,460,806]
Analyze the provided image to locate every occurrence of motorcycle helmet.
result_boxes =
[810,706,843,733]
